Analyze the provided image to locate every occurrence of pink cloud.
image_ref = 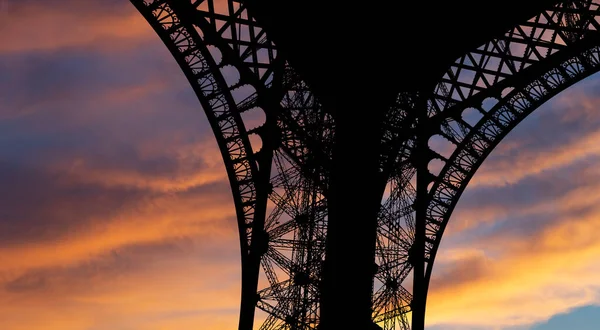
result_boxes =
[0,1,155,54]
[429,190,600,328]
[0,241,241,330]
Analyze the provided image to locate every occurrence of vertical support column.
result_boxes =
[320,101,385,330]
[412,96,428,330]
[239,119,277,330]
[239,259,260,330]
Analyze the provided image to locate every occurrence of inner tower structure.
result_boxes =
[131,1,600,329]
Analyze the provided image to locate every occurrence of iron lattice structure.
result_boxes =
[131,0,600,329]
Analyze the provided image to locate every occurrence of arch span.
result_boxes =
[425,43,600,282]
[132,1,331,329]
[379,1,600,327]
[423,0,600,283]
[131,0,600,329]
[418,0,600,316]
[132,0,418,328]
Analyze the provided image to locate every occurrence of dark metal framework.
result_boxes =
[131,0,600,329]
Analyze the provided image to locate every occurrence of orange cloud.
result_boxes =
[0,1,155,54]
[0,134,242,330]
[428,200,600,328]
[448,153,600,235]
[0,186,236,274]
[470,128,600,188]
[0,240,241,330]
[467,86,600,188]
[427,86,600,327]
[54,139,228,193]
[4,1,600,329]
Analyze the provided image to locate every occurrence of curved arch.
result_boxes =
[132,1,337,329]
[131,1,600,329]
[404,0,600,289]
[132,1,416,329]
[385,2,600,327]
[132,1,287,329]
[425,37,600,284]
[133,0,259,258]
[427,0,600,120]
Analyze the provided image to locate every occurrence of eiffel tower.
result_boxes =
[131,0,600,329]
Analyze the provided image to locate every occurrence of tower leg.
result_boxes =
[320,105,385,330]
[239,147,274,330]
[412,101,428,330]
[239,261,259,330]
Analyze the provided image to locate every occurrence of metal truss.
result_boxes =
[131,1,329,329]
[394,1,600,328]
[132,1,414,329]
[372,160,415,329]
[372,93,420,330]
[370,0,600,328]
[130,0,600,329]
[423,0,600,281]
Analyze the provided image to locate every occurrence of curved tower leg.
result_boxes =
[132,0,417,326]
[404,1,600,329]
[131,1,334,329]
[125,1,600,329]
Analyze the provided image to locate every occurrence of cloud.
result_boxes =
[0,3,223,192]
[0,0,251,329]
[0,152,239,329]
[0,0,155,54]
[425,76,600,328]
[428,205,600,328]
[0,181,236,273]
[53,138,228,192]
[447,154,600,235]
[470,129,600,188]
[0,38,195,125]
[468,76,600,188]
[6,0,600,329]
[0,238,241,330]
[429,158,600,328]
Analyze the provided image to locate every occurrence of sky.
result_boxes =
[1,0,600,329]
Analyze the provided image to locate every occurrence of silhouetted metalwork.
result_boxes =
[131,0,600,329]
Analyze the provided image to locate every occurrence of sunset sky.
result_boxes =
[1,0,600,329]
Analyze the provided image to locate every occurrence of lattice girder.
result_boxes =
[369,2,600,328]
[134,1,417,329]
[429,0,600,121]
[256,150,327,330]
[132,1,331,329]
[173,0,334,186]
[369,0,600,289]
[372,166,416,330]
[134,0,261,256]
[129,1,600,330]
[422,0,600,286]
[425,40,600,282]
